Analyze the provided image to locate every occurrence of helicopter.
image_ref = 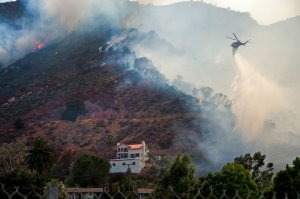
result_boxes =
[227,33,249,51]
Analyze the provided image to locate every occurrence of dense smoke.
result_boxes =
[0,0,131,66]
[231,54,300,169]
[232,54,287,140]
[171,51,300,172]
[125,2,300,170]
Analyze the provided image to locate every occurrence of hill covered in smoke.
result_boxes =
[2,0,300,87]
[125,1,300,169]
[0,26,215,171]
[124,1,300,94]
[0,0,300,171]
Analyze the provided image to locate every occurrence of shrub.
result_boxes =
[14,118,26,130]
[61,100,87,121]
[68,154,110,187]
[0,171,50,199]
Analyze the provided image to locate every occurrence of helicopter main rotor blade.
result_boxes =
[226,37,236,40]
[233,33,239,40]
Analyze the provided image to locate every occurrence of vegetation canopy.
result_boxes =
[156,153,195,197]
[25,138,54,175]
[199,163,259,198]
[68,154,111,187]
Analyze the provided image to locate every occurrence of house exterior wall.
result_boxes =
[109,141,148,173]
[110,158,144,173]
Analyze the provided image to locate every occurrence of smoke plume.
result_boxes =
[232,54,287,140]
[0,0,131,66]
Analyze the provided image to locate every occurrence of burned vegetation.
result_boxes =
[0,27,205,162]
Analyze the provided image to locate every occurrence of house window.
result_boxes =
[131,154,135,158]
[124,148,128,152]
[112,163,116,166]
[123,162,126,166]
[135,153,140,157]
[118,148,120,152]
[68,195,75,199]
[132,162,136,165]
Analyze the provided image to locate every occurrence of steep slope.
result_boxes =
[0,0,207,162]
[0,29,205,163]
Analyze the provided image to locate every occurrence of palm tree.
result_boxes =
[26,138,54,174]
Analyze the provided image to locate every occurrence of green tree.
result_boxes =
[26,138,54,175]
[273,157,300,199]
[157,153,195,198]
[70,154,110,187]
[199,163,259,198]
[234,152,273,191]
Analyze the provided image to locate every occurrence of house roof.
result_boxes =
[128,144,143,149]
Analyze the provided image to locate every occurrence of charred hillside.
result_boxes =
[0,28,205,162]
[0,30,110,97]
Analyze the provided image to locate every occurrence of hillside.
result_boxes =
[1,0,299,172]
[0,28,206,165]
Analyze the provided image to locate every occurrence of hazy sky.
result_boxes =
[131,0,300,24]
[0,0,299,24]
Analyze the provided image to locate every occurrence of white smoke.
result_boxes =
[29,0,129,31]
[126,3,300,170]
[0,0,131,66]
[230,53,300,170]
[0,23,45,66]
[232,54,288,140]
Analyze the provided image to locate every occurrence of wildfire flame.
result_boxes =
[34,42,45,51]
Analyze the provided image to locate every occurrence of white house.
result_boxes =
[110,141,149,173]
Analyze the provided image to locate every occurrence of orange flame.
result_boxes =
[35,42,45,50]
